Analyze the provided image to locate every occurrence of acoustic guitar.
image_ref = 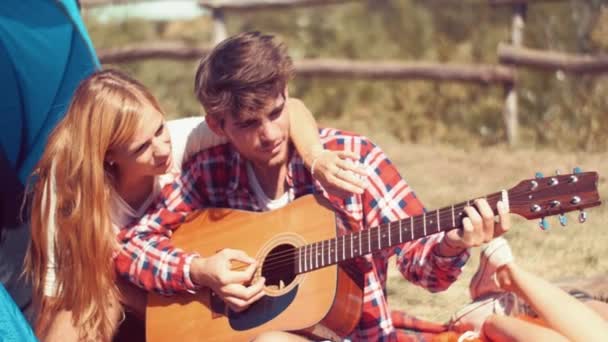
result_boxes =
[146,171,601,341]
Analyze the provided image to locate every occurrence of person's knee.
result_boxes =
[252,331,286,342]
[252,331,308,342]
[480,314,507,340]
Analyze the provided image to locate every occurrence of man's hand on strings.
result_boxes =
[438,199,511,256]
[191,248,265,312]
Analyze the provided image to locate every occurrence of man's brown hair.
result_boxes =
[194,31,294,121]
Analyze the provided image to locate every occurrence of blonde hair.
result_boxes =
[26,69,162,341]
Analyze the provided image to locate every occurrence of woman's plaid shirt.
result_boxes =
[115,128,469,341]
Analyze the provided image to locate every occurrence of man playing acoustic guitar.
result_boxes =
[115,31,510,341]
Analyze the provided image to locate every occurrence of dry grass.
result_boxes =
[324,117,608,323]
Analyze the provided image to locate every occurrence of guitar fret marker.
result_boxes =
[501,189,510,211]
[310,244,314,270]
[423,214,427,236]
[320,241,324,267]
[315,242,318,269]
[306,245,312,271]
[410,217,414,240]
[436,210,440,232]
[342,235,345,261]
[334,238,337,264]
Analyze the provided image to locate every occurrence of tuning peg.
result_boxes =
[539,217,550,231]
[559,214,568,227]
[579,210,587,223]
[535,172,544,179]
[573,167,582,174]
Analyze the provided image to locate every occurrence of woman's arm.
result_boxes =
[287,98,367,197]
[495,263,608,342]
[482,314,570,342]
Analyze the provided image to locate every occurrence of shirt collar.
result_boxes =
[225,145,248,194]
[224,143,314,195]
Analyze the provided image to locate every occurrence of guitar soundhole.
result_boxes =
[261,243,296,291]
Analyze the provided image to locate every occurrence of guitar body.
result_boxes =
[146,195,364,341]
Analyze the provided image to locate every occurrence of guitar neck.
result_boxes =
[295,190,505,274]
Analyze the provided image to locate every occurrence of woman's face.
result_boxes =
[109,106,173,179]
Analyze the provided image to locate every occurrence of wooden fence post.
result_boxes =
[503,3,526,146]
[212,9,228,45]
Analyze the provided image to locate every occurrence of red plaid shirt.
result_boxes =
[115,128,469,341]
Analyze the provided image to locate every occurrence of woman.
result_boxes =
[25,69,367,341]
[443,237,608,342]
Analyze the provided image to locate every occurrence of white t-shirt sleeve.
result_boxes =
[167,116,227,170]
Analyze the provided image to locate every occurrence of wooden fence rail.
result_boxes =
[80,0,169,8]
[98,44,514,84]
[198,0,358,11]
[499,43,608,73]
[294,60,514,84]
[98,42,211,63]
[80,0,358,9]
[488,0,565,5]
[80,0,567,9]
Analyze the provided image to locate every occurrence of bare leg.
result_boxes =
[482,314,569,342]
[252,331,310,342]
[585,300,608,321]
[496,263,608,342]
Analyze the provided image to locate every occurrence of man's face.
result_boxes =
[215,92,290,170]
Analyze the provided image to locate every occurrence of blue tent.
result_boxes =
[0,0,100,184]
[0,0,100,338]
[0,284,37,342]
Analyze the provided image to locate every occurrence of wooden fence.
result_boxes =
[81,0,608,146]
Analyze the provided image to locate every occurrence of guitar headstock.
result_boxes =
[508,171,601,221]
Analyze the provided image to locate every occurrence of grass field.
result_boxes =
[324,117,608,323]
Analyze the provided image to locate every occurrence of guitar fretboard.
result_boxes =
[294,191,504,274]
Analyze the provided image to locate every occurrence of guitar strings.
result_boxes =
[230,191,526,273]
[236,185,575,274]
[234,190,532,274]
[232,177,585,272]
[238,192,521,274]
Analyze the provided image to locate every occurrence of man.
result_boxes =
[116,31,509,341]
[0,0,99,328]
